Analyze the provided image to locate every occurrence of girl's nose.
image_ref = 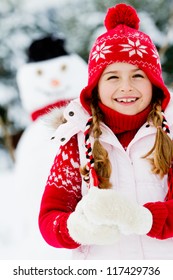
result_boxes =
[120,79,133,92]
[51,79,61,87]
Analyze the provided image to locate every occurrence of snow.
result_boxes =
[0,168,72,260]
[0,84,17,106]
[0,43,87,260]
[138,11,166,46]
[22,0,69,11]
[0,0,88,260]
[1,0,173,262]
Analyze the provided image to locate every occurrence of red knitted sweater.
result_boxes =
[39,135,173,249]
[98,102,151,149]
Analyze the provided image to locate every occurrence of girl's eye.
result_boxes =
[107,75,119,80]
[133,74,144,78]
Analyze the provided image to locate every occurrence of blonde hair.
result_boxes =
[80,89,173,188]
[80,92,112,189]
[143,101,173,178]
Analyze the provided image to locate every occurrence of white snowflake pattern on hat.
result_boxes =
[151,48,161,66]
[91,42,113,62]
[119,38,148,58]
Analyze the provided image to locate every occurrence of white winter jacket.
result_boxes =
[52,97,173,259]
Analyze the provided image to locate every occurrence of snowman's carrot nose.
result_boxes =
[51,79,60,87]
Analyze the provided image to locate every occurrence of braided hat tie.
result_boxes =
[161,111,171,137]
[84,117,99,188]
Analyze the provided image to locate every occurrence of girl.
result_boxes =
[38,3,173,259]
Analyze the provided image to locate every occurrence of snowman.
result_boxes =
[14,35,87,259]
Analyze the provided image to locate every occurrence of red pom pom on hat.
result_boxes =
[104,3,140,31]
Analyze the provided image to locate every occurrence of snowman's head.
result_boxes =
[16,36,88,119]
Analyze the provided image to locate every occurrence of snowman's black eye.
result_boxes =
[61,64,67,71]
[36,69,43,75]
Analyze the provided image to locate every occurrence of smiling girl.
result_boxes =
[98,63,153,115]
[38,3,173,259]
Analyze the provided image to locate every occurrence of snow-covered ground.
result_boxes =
[0,149,73,260]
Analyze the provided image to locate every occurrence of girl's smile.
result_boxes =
[98,62,153,115]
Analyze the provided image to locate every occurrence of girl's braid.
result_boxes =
[80,92,112,189]
[143,102,173,178]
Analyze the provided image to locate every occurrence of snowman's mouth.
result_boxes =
[36,85,69,97]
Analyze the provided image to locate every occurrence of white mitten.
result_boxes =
[80,187,153,235]
[67,199,120,245]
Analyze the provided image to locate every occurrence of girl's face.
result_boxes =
[98,62,153,115]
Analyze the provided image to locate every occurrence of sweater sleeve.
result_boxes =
[144,200,173,239]
[38,135,82,249]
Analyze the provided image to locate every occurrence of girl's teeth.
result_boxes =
[116,98,137,103]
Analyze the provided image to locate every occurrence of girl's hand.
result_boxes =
[67,197,120,245]
[80,187,153,235]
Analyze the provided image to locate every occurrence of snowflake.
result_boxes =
[91,42,113,62]
[119,39,148,58]
[48,174,53,180]
[151,48,161,65]
[58,174,62,180]
[66,179,73,185]
[62,180,67,186]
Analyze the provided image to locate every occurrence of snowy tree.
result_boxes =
[0,0,64,164]
[0,0,173,166]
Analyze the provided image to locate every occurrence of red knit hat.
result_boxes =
[80,3,170,113]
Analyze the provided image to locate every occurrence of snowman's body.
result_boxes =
[14,53,87,259]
